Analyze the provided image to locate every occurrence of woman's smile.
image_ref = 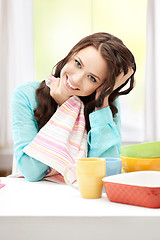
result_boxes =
[65,75,80,90]
[60,46,108,97]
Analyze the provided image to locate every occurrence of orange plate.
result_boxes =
[103,171,160,208]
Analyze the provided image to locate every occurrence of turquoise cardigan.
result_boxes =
[12,82,121,181]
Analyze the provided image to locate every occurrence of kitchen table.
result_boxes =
[0,177,160,240]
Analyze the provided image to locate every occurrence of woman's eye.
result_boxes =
[89,75,96,82]
[75,59,81,68]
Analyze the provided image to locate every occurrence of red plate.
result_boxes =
[103,171,160,208]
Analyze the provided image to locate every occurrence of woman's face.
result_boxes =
[59,46,108,98]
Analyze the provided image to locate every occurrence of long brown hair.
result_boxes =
[34,32,136,132]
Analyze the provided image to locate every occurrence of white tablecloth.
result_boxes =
[0,177,160,240]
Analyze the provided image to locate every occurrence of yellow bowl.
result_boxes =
[120,155,160,173]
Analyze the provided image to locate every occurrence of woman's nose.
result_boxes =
[72,72,84,86]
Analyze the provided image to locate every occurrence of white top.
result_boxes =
[0,177,160,217]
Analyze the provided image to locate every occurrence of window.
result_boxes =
[34,0,147,144]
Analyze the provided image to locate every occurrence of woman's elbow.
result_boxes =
[24,172,45,182]
[17,154,49,182]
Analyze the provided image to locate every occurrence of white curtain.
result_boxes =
[145,0,160,141]
[0,0,35,150]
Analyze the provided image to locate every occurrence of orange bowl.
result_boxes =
[120,155,160,173]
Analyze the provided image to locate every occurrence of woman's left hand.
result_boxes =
[95,67,134,110]
[113,67,134,91]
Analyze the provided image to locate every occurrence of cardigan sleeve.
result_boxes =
[87,98,121,158]
[11,83,49,181]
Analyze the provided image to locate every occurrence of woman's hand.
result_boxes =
[95,68,134,110]
[113,68,134,91]
[50,77,70,105]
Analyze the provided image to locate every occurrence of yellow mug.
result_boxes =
[64,158,106,199]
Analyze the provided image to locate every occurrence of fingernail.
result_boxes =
[45,75,56,88]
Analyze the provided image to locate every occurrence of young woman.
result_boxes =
[12,32,136,182]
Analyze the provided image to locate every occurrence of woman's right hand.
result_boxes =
[50,77,70,105]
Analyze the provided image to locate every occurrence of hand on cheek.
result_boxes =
[50,77,70,106]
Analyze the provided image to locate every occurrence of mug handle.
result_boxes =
[64,164,78,190]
